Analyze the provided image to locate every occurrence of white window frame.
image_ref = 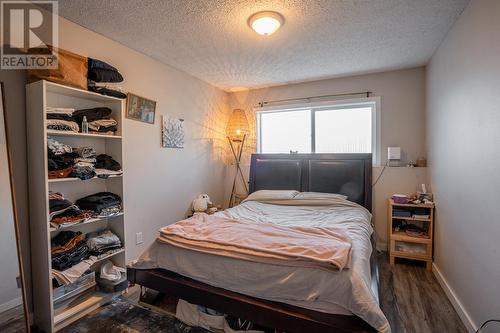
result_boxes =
[255,97,381,165]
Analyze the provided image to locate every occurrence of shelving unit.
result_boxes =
[26,80,126,332]
[388,199,435,270]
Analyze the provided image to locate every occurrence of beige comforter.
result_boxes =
[158,213,352,271]
[132,193,390,333]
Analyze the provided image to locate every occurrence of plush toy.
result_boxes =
[192,194,212,212]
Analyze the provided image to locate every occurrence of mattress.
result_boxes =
[132,199,390,333]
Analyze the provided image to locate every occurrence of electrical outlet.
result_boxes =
[136,232,143,245]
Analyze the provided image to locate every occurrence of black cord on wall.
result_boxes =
[475,319,500,333]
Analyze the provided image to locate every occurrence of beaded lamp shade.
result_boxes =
[226,109,249,142]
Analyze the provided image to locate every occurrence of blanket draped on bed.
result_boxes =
[159,214,352,271]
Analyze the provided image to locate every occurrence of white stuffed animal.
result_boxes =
[192,194,212,212]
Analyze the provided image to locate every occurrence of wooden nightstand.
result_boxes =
[388,199,435,270]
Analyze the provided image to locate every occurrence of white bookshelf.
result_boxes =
[26,80,126,332]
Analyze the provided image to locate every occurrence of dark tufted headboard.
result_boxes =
[249,153,372,211]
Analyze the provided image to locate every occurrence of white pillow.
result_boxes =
[245,190,299,201]
[294,192,348,200]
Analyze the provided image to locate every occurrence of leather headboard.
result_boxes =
[249,154,372,211]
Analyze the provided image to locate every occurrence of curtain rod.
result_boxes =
[257,91,372,108]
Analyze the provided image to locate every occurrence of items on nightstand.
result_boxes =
[388,197,435,270]
[391,194,408,204]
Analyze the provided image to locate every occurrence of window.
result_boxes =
[256,98,380,164]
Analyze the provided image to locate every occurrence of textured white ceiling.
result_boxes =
[57,0,468,91]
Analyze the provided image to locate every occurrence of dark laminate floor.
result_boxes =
[378,252,467,333]
[57,252,467,333]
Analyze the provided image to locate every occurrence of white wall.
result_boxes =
[427,0,500,331]
[228,68,429,246]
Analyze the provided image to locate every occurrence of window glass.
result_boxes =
[260,109,311,153]
[314,107,372,153]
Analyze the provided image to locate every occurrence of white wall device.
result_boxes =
[388,147,401,166]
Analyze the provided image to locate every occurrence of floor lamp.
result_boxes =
[226,109,249,207]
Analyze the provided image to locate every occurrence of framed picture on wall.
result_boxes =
[126,93,156,124]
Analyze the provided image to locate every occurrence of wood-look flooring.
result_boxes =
[378,252,467,333]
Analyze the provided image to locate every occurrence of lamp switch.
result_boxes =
[136,232,143,245]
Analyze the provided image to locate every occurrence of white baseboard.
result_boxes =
[432,263,476,332]
[0,296,22,314]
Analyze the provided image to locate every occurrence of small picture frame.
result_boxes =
[162,116,185,149]
[126,93,156,124]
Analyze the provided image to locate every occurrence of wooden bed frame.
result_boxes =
[127,153,378,333]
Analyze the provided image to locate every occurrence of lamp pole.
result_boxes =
[228,134,248,207]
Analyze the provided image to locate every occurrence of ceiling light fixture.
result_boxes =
[248,11,284,36]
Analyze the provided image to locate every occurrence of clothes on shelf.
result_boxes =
[95,169,123,178]
[86,229,122,255]
[51,230,123,283]
[51,231,85,255]
[72,161,96,180]
[73,107,112,124]
[48,166,73,179]
[75,192,122,217]
[87,58,126,98]
[87,57,124,83]
[49,192,92,228]
[46,107,75,121]
[52,258,96,285]
[73,146,97,159]
[47,138,122,180]
[48,137,72,155]
[95,154,122,178]
[45,106,118,135]
[46,119,80,132]
[88,118,118,133]
[87,85,127,99]
[49,191,123,229]
[51,231,91,271]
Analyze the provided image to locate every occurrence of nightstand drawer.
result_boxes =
[390,239,432,259]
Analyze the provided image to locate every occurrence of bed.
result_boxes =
[127,153,389,333]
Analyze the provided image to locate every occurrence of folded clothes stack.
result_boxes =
[52,259,96,286]
[75,192,122,217]
[95,154,123,178]
[71,146,97,180]
[87,58,126,99]
[51,231,91,271]
[49,191,92,228]
[73,107,118,135]
[47,138,76,178]
[46,107,80,132]
[86,230,123,256]
[46,119,80,132]
[47,138,122,180]
[45,105,118,135]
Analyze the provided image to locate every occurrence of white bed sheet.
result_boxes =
[132,200,390,333]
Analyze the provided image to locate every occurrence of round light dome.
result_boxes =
[248,11,284,36]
